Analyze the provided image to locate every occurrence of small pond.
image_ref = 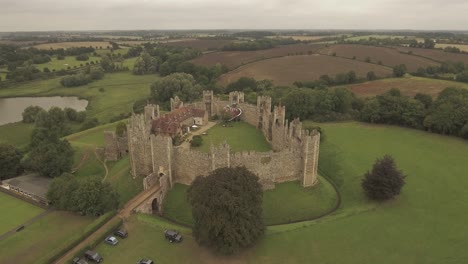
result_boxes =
[0,96,88,125]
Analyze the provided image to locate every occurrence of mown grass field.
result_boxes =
[0,122,35,147]
[0,211,95,264]
[339,76,468,98]
[194,121,271,153]
[319,44,439,71]
[0,72,158,123]
[218,54,392,86]
[164,177,338,227]
[93,122,468,263]
[190,43,324,69]
[0,192,44,235]
[435,43,468,52]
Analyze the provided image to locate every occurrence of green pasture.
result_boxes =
[0,72,158,123]
[194,121,271,153]
[94,122,468,263]
[0,192,44,235]
[0,211,95,264]
[35,56,101,72]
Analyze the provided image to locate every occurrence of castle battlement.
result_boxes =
[104,91,320,189]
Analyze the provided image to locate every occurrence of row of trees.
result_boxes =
[60,67,105,87]
[360,88,468,139]
[222,38,299,51]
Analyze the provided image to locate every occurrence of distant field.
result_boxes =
[194,121,271,153]
[319,44,438,72]
[0,192,44,235]
[35,55,101,72]
[345,34,420,41]
[394,46,468,64]
[435,43,468,52]
[268,35,334,41]
[162,39,238,51]
[218,54,393,86]
[191,43,324,69]
[33,41,111,50]
[339,76,468,98]
[0,211,95,264]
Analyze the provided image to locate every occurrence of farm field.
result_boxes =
[32,41,112,50]
[162,39,238,51]
[339,76,468,98]
[393,46,468,64]
[190,43,324,69]
[193,121,271,153]
[218,54,393,86]
[267,35,338,41]
[92,122,468,263]
[0,72,158,123]
[0,211,95,264]
[164,177,338,226]
[319,44,438,71]
[0,192,44,235]
[435,43,468,52]
[345,34,422,41]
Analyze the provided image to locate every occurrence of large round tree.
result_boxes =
[362,155,406,200]
[187,167,265,254]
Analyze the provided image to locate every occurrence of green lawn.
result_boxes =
[0,211,95,264]
[195,121,271,153]
[93,122,468,263]
[0,122,35,148]
[164,178,339,226]
[0,192,44,235]
[106,156,143,207]
[0,72,158,123]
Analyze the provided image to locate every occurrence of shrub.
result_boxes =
[76,54,89,61]
[190,135,203,147]
[80,118,99,131]
[0,144,23,180]
[22,105,45,123]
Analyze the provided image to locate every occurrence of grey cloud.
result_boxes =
[1,0,468,31]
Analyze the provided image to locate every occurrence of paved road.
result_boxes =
[54,185,161,264]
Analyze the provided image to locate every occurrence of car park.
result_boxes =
[137,259,154,264]
[84,250,103,263]
[164,229,183,243]
[104,236,119,246]
[114,229,128,238]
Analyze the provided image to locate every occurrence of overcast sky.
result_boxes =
[1,0,467,31]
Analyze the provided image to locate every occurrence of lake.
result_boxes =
[0,96,88,125]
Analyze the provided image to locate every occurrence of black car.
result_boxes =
[72,257,89,264]
[84,250,103,263]
[137,259,154,264]
[164,229,183,243]
[114,229,128,238]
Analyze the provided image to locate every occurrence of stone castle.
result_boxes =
[104,91,320,193]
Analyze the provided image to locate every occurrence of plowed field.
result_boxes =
[319,44,438,72]
[191,43,324,69]
[218,54,392,86]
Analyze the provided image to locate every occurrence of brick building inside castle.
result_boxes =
[104,91,320,212]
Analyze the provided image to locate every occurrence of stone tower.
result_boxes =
[301,130,320,187]
[257,95,272,140]
[229,91,244,105]
[170,96,184,111]
[273,104,286,127]
[203,90,214,117]
[127,113,153,178]
[144,104,159,122]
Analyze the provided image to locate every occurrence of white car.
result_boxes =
[104,236,119,246]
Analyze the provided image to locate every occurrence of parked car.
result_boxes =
[137,259,154,264]
[164,229,183,243]
[114,229,128,238]
[104,236,119,246]
[72,257,89,264]
[84,250,103,263]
